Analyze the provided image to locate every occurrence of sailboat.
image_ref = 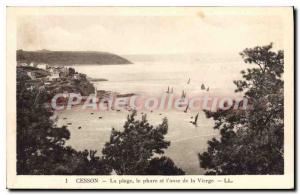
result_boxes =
[181,90,186,99]
[184,103,189,113]
[201,83,206,90]
[178,90,186,107]
[190,112,199,127]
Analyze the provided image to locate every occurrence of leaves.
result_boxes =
[102,111,184,175]
[17,73,111,175]
[199,43,284,175]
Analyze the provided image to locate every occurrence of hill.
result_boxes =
[17,50,132,65]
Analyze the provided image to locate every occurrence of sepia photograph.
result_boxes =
[6,6,294,189]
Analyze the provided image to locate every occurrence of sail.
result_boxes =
[184,103,189,112]
[181,90,186,99]
[194,113,199,125]
[201,84,205,90]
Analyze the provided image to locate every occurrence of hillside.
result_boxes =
[17,50,132,65]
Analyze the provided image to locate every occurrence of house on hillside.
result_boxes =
[59,71,68,78]
[28,62,35,67]
[73,73,80,80]
[17,62,28,67]
[48,67,54,74]
[36,63,48,70]
[48,73,60,81]
[27,72,36,80]
[44,82,51,86]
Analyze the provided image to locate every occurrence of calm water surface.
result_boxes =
[56,54,247,174]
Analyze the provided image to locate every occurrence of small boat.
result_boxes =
[90,113,94,115]
[98,117,102,119]
[116,109,121,112]
[78,126,82,129]
[63,117,67,120]
[190,112,199,127]
[184,103,189,113]
[67,122,72,125]
[170,87,173,93]
[181,90,186,99]
[206,87,209,91]
[187,78,190,84]
[166,86,170,93]
[201,84,206,90]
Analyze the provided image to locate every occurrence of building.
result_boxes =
[27,72,36,80]
[28,62,35,67]
[36,63,47,70]
[17,62,28,67]
[73,73,80,80]
[44,82,51,86]
[48,73,60,81]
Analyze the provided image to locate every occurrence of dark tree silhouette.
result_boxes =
[145,156,185,175]
[102,111,185,175]
[68,67,76,76]
[17,71,111,175]
[199,43,284,175]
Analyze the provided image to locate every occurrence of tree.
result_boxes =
[17,71,111,175]
[102,111,185,175]
[145,156,185,175]
[68,67,76,76]
[199,43,284,175]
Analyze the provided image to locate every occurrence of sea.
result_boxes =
[55,53,248,174]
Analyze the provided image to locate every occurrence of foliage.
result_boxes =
[145,156,185,175]
[17,72,111,175]
[102,111,185,175]
[68,67,76,76]
[17,50,132,65]
[199,43,284,175]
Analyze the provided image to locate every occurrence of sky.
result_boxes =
[17,7,285,55]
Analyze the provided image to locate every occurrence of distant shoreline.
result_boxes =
[17,50,132,65]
